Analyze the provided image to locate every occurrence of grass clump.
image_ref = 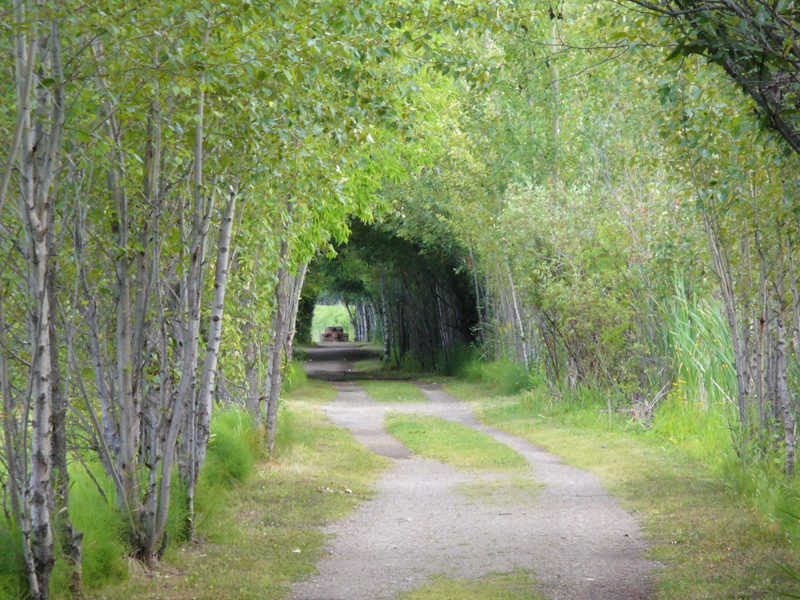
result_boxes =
[282,358,308,394]
[362,380,428,403]
[64,464,129,590]
[448,383,800,599]
[397,571,545,600]
[0,522,26,600]
[202,408,262,488]
[384,414,527,472]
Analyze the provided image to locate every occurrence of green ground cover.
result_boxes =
[384,414,528,472]
[397,571,545,600]
[361,380,428,402]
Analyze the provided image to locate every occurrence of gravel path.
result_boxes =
[290,346,654,600]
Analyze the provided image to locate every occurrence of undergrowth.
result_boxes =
[97,379,386,600]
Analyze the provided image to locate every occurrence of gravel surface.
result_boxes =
[290,346,654,600]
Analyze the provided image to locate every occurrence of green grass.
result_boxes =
[352,358,383,373]
[311,304,354,340]
[284,377,339,405]
[361,380,428,403]
[445,382,800,599]
[97,379,388,600]
[384,414,528,472]
[397,571,545,600]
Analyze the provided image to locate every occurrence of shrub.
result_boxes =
[456,358,533,396]
[202,408,262,488]
[58,463,128,591]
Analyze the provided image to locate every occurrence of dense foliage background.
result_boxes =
[3,0,800,597]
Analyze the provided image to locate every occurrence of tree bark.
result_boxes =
[192,182,238,486]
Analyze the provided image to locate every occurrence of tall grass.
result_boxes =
[0,521,25,600]
[456,357,534,396]
[655,278,740,471]
[201,408,262,489]
[282,358,308,394]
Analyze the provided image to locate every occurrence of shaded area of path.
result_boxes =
[290,349,654,600]
[301,343,381,381]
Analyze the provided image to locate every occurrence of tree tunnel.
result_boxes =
[298,220,479,374]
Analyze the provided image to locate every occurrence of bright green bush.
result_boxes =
[456,357,533,396]
[66,464,128,589]
[202,408,262,488]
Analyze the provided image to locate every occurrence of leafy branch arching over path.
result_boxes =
[290,345,653,600]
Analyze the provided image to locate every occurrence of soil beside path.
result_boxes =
[290,345,655,600]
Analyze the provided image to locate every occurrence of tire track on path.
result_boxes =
[288,380,654,600]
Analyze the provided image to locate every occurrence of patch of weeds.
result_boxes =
[98,382,388,600]
[397,570,545,600]
[448,384,800,599]
[362,380,428,403]
[455,476,544,506]
[384,414,527,472]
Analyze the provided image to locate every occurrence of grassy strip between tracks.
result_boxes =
[384,413,528,472]
[441,380,800,600]
[361,380,429,403]
[397,570,546,600]
[96,379,388,600]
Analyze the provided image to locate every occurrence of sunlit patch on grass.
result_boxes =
[353,358,384,372]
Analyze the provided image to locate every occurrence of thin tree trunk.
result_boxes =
[15,11,66,597]
[192,182,238,487]
[503,253,529,369]
[0,284,21,526]
[48,272,82,594]
[380,271,391,364]
[702,210,751,432]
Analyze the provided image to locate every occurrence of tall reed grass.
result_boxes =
[654,277,738,469]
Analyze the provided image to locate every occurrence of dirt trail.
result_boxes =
[290,345,654,600]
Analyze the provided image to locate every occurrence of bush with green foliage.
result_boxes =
[456,357,534,396]
[201,409,262,489]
